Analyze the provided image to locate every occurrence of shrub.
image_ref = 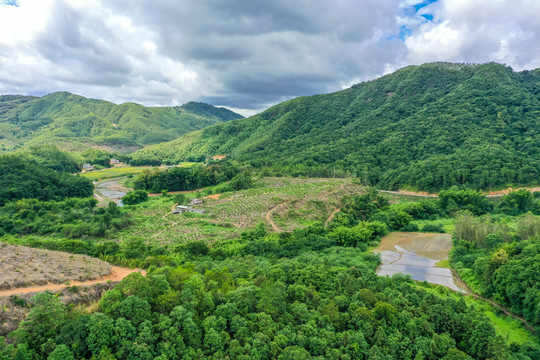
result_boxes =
[122,190,148,205]
[421,223,445,233]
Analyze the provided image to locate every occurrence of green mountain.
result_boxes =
[0,92,243,153]
[133,62,540,191]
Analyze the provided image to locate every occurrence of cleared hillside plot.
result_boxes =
[82,163,198,180]
[0,243,111,290]
[116,177,364,247]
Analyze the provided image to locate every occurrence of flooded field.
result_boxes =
[94,178,132,202]
[372,232,469,293]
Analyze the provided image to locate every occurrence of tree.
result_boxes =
[48,345,75,360]
[14,292,65,355]
[122,190,148,205]
[173,193,186,205]
[86,313,115,355]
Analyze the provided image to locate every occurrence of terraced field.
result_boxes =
[115,177,365,247]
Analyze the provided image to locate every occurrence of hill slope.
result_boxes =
[133,62,540,191]
[0,92,243,153]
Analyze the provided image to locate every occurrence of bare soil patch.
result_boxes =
[205,194,222,200]
[0,243,111,290]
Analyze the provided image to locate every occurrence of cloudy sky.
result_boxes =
[0,0,539,115]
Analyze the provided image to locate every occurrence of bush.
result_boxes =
[183,241,210,256]
[402,223,419,232]
[421,223,445,233]
[122,190,148,205]
[173,193,186,205]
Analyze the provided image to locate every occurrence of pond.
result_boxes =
[372,232,470,294]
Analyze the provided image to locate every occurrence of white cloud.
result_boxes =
[0,0,539,113]
[405,0,540,69]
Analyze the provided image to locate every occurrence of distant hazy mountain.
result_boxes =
[0,92,243,153]
[132,62,540,191]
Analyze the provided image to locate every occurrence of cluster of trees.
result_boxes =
[132,62,540,191]
[122,190,149,205]
[329,188,540,238]
[132,162,248,193]
[3,223,536,359]
[332,189,439,233]
[23,145,81,173]
[451,212,540,331]
[0,199,131,238]
[0,154,93,206]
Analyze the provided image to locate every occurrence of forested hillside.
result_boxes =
[0,153,93,206]
[0,92,243,153]
[133,62,540,191]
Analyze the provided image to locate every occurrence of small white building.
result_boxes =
[190,198,204,205]
[82,163,95,172]
[172,205,206,215]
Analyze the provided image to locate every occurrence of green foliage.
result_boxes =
[173,193,186,205]
[438,187,492,216]
[132,62,540,191]
[421,223,446,233]
[5,231,534,359]
[23,145,80,173]
[0,92,243,152]
[122,190,148,205]
[498,190,538,216]
[0,154,93,206]
[132,162,241,192]
[47,345,75,360]
[451,215,540,330]
[0,197,130,238]
[341,188,390,222]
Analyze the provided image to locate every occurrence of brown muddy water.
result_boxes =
[372,232,470,294]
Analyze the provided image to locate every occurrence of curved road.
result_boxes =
[0,267,145,297]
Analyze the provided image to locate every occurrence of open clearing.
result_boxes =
[0,243,112,290]
[372,232,469,293]
[82,163,198,180]
[115,177,364,247]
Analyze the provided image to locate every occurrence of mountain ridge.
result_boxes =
[132,62,540,191]
[0,92,243,153]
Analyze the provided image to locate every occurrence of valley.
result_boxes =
[0,62,539,359]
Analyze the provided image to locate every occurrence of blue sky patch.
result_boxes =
[392,0,437,41]
[399,25,413,41]
[413,0,438,12]
[1,0,19,6]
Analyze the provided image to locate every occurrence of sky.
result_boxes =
[0,0,539,116]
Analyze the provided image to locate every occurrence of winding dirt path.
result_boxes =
[0,267,145,297]
[324,208,341,227]
[265,201,289,232]
[151,204,181,239]
[378,186,540,199]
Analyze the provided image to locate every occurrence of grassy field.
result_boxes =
[113,177,364,248]
[416,282,538,346]
[82,163,198,180]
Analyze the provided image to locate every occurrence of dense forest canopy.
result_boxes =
[2,220,539,360]
[0,153,93,206]
[0,92,243,153]
[133,62,540,191]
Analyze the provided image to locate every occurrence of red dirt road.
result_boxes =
[0,267,145,297]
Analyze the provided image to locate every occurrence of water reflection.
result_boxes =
[373,232,469,294]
